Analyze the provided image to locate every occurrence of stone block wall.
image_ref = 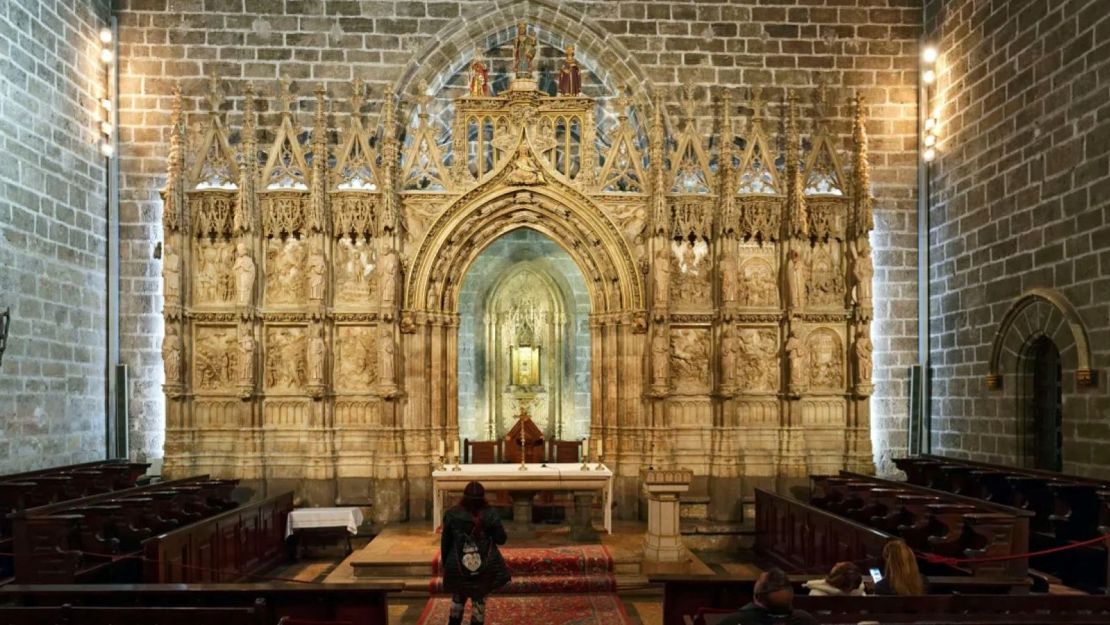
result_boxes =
[926,0,1110,476]
[0,0,112,473]
[113,0,922,471]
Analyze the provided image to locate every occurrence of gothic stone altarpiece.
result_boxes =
[160,50,876,523]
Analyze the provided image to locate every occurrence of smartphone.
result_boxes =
[869,567,883,582]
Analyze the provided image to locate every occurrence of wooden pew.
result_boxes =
[143,491,293,583]
[8,476,241,584]
[895,456,1110,592]
[0,604,264,625]
[814,472,1032,579]
[649,575,1103,625]
[1,582,401,625]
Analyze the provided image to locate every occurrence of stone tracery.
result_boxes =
[159,39,877,520]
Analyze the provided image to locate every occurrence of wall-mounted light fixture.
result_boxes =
[98,26,116,158]
[921,44,939,163]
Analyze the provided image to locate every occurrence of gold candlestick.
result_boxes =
[518,429,528,471]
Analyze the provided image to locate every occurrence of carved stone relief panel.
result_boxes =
[265,237,307,306]
[670,239,711,309]
[800,398,848,427]
[193,239,235,305]
[805,242,844,308]
[805,327,844,390]
[193,399,241,429]
[334,325,379,391]
[265,325,307,391]
[334,238,377,306]
[738,258,777,308]
[735,327,779,393]
[670,328,710,393]
[193,326,238,391]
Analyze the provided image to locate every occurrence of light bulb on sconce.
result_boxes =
[923,134,936,147]
[101,98,112,111]
[100,142,115,158]
[922,46,938,64]
[99,28,113,44]
[923,147,936,162]
[101,121,113,135]
[924,117,937,131]
[922,69,936,84]
[100,48,114,63]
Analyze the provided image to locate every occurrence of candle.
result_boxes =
[583,437,589,460]
[438,440,445,457]
[452,439,459,459]
[597,437,603,459]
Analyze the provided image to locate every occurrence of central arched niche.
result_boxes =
[457,228,591,445]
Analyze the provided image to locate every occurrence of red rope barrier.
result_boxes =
[917,533,1110,566]
[0,549,318,585]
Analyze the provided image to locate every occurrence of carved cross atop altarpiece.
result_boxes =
[159,61,876,522]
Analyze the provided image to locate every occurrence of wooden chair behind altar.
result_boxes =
[547,440,583,463]
[502,417,545,463]
[463,439,501,464]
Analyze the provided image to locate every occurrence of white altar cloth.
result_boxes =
[432,463,613,534]
[285,506,364,538]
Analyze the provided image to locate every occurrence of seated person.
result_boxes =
[718,568,818,625]
[803,561,864,596]
[874,539,927,596]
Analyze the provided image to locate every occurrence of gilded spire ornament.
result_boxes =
[163,83,185,232]
[718,89,738,236]
[851,93,874,237]
[309,83,328,233]
[234,82,258,234]
[784,90,807,238]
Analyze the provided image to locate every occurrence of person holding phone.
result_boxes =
[873,539,927,596]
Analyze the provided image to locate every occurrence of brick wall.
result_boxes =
[926,0,1110,476]
[114,0,922,470]
[0,0,112,473]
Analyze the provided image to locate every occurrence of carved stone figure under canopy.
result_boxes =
[720,325,740,389]
[308,324,325,384]
[558,44,582,96]
[652,241,671,308]
[854,328,873,385]
[163,325,181,383]
[720,252,739,307]
[379,329,397,393]
[233,242,255,306]
[307,249,326,301]
[506,141,543,185]
[163,246,181,306]
[785,330,805,391]
[378,247,399,307]
[784,243,806,310]
[468,49,491,97]
[851,238,874,310]
[237,325,254,385]
[651,326,669,385]
[512,22,537,78]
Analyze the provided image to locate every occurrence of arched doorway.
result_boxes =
[457,228,591,444]
[1020,336,1063,471]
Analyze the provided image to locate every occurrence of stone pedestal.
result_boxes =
[641,468,692,563]
[570,490,599,541]
[507,490,536,538]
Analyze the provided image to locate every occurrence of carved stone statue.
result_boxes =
[506,141,543,185]
[308,324,325,384]
[558,44,582,96]
[785,330,805,391]
[784,242,806,310]
[852,239,874,310]
[652,241,670,309]
[720,252,739,307]
[163,245,181,306]
[512,22,537,78]
[306,249,326,301]
[379,246,399,307]
[854,328,873,385]
[720,326,739,390]
[468,49,491,97]
[163,325,181,383]
[651,326,669,385]
[379,330,396,392]
[237,325,254,385]
[233,242,255,307]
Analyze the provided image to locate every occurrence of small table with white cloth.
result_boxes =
[286,506,364,556]
[432,463,613,537]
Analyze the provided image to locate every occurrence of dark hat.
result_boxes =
[463,481,485,500]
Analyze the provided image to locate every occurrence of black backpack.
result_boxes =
[458,512,487,577]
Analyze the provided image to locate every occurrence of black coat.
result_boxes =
[439,505,511,598]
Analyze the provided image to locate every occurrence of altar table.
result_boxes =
[432,463,613,534]
[286,507,364,556]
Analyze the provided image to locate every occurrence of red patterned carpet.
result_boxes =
[419,545,631,624]
[415,593,631,625]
